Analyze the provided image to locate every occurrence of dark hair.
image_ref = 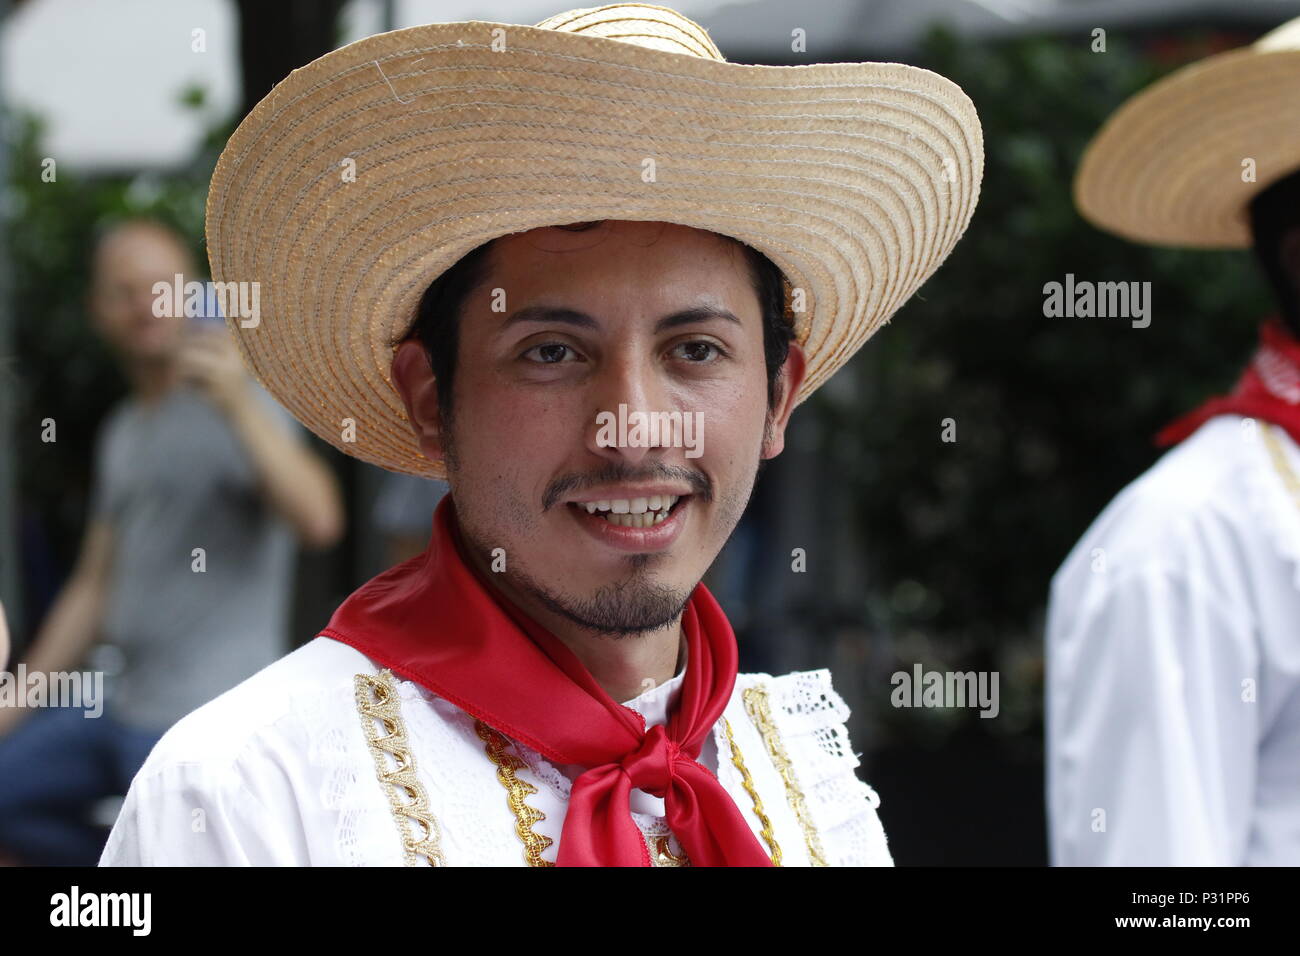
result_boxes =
[408,221,796,433]
[1248,167,1300,338]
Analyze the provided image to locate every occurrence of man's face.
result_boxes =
[403,220,802,636]
[88,227,192,362]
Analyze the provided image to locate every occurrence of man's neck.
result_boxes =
[505,590,685,704]
[544,615,686,705]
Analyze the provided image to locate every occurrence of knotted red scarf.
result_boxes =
[321,494,773,867]
[1156,317,1300,447]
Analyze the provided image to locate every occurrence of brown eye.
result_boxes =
[524,343,576,364]
[676,341,722,362]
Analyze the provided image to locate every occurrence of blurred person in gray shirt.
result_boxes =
[0,217,344,865]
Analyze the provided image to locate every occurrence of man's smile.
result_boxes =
[573,494,683,526]
[565,492,694,552]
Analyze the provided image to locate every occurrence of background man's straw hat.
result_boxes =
[1075,15,1300,249]
[205,3,983,479]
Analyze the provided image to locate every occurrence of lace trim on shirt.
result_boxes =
[1252,422,1300,590]
[742,683,828,866]
[755,669,892,867]
[352,670,447,866]
[498,669,891,866]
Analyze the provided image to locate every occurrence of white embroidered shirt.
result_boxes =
[99,636,894,867]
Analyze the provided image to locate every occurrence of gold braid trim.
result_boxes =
[476,721,694,866]
[474,719,555,867]
[353,670,447,866]
[722,716,783,865]
[742,684,829,867]
[1262,422,1300,513]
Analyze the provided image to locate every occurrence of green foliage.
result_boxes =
[818,28,1273,744]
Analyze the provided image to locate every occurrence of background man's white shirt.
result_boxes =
[1047,415,1300,866]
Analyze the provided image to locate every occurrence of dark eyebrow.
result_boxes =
[653,306,742,333]
[501,304,742,334]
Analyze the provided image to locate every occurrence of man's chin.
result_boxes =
[512,570,696,638]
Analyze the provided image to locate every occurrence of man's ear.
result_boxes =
[390,338,447,465]
[761,340,807,460]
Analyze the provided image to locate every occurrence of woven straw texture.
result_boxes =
[206,3,983,478]
[1075,16,1300,250]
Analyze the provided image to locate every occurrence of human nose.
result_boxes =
[584,348,673,466]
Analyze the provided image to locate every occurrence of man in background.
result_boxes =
[0,217,345,865]
[1048,19,1300,866]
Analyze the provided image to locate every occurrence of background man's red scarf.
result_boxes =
[1157,318,1300,447]
[321,494,773,867]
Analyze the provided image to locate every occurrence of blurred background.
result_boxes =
[0,0,1291,865]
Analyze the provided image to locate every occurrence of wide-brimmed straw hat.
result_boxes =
[1075,15,1300,249]
[205,2,983,479]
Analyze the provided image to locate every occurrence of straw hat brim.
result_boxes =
[1075,46,1300,249]
[206,20,983,479]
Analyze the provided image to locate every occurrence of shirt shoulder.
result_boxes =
[1050,415,1273,609]
[136,637,369,770]
[100,638,391,866]
[728,667,893,866]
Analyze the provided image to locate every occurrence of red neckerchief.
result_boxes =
[321,493,773,867]
[1156,317,1300,448]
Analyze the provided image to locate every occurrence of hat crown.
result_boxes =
[534,3,726,60]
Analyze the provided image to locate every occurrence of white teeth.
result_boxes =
[573,493,685,527]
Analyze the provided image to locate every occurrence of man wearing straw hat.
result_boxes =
[1048,17,1300,866]
[100,3,982,866]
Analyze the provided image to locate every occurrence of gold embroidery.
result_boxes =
[353,670,446,866]
[474,719,556,866]
[742,684,829,867]
[722,716,783,865]
[1263,422,1300,513]
[477,723,696,866]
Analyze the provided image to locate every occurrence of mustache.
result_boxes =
[542,462,712,511]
